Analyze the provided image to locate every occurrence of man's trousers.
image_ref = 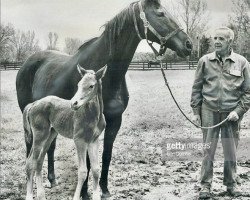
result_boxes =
[200,104,241,188]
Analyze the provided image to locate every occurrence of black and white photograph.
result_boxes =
[1,0,250,199]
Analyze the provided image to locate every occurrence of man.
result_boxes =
[190,27,250,199]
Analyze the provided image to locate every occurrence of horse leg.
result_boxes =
[23,109,33,158]
[23,107,35,200]
[100,115,122,198]
[88,140,101,200]
[35,148,48,200]
[81,117,106,199]
[80,154,91,200]
[25,134,33,158]
[36,129,58,200]
[73,138,88,200]
[26,147,35,200]
[26,131,48,200]
[47,131,57,187]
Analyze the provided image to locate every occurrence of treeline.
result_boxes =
[0,24,41,62]
[0,24,83,62]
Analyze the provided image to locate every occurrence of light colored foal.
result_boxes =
[23,64,107,200]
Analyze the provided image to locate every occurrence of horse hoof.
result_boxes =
[50,180,57,188]
[101,191,111,199]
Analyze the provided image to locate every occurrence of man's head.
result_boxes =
[213,27,234,56]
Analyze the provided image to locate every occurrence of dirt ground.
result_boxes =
[1,70,250,200]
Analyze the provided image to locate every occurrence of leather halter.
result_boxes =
[132,1,183,56]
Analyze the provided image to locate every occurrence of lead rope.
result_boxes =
[158,61,229,129]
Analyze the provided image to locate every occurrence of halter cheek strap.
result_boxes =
[132,3,143,41]
[132,3,158,55]
[132,1,183,56]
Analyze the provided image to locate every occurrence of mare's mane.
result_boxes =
[77,2,148,57]
[102,2,137,56]
[103,3,135,37]
[77,3,136,55]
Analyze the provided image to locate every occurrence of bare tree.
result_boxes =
[64,37,82,55]
[47,32,59,50]
[229,0,250,58]
[10,30,41,62]
[165,0,210,59]
[230,0,250,34]
[167,0,209,37]
[0,23,15,61]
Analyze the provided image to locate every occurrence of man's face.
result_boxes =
[213,31,231,54]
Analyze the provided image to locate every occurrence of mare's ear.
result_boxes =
[77,64,87,77]
[96,65,107,80]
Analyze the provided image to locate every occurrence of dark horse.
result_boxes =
[16,0,192,198]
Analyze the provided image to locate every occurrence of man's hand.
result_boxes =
[192,114,201,126]
[228,111,239,121]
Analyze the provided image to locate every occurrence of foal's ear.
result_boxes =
[96,65,107,80]
[77,64,88,77]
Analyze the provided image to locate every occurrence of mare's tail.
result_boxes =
[16,52,44,112]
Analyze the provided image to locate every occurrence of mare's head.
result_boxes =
[71,64,107,110]
[135,0,192,57]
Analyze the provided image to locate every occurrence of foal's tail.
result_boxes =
[23,104,33,158]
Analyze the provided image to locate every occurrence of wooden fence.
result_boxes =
[129,60,198,70]
[0,61,198,71]
[0,62,23,70]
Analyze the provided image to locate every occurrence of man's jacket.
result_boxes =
[191,51,250,117]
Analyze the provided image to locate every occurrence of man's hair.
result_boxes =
[214,27,235,41]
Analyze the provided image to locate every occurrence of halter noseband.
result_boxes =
[132,1,183,56]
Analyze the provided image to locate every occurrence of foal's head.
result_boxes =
[71,64,107,110]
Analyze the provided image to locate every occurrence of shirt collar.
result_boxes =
[208,50,236,63]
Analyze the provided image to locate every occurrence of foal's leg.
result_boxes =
[26,147,35,200]
[26,132,48,200]
[24,125,34,200]
[36,129,58,200]
[25,133,33,158]
[81,153,91,199]
[23,105,33,158]
[73,138,88,200]
[47,134,57,187]
[88,139,101,200]
[35,146,48,200]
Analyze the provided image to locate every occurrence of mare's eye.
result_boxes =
[89,85,94,89]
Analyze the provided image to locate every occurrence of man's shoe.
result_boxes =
[199,187,211,199]
[227,186,242,197]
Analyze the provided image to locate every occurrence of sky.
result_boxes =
[1,0,234,52]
